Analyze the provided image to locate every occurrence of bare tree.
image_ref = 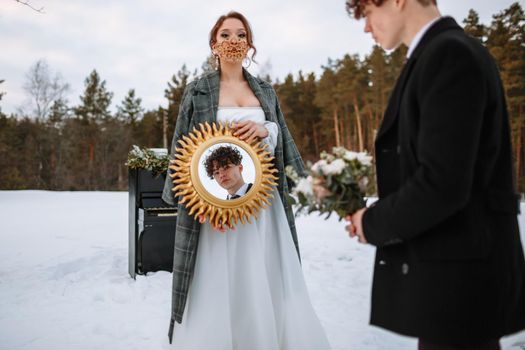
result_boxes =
[13,0,44,13]
[21,60,70,119]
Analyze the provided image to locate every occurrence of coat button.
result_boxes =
[401,263,409,275]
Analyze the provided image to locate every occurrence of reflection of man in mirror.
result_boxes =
[204,145,252,200]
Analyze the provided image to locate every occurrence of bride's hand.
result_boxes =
[213,224,227,233]
[212,223,235,233]
[200,215,234,233]
[232,120,268,144]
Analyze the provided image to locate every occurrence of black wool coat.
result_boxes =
[362,17,525,345]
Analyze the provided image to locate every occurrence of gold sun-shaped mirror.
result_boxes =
[169,122,278,229]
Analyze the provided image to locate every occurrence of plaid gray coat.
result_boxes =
[161,69,306,343]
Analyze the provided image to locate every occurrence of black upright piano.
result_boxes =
[129,165,177,279]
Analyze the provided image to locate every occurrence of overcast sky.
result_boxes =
[1,0,522,115]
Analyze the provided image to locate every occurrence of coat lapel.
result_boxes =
[375,17,463,141]
[376,58,415,140]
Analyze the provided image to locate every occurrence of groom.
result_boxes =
[346,0,525,349]
[204,145,252,200]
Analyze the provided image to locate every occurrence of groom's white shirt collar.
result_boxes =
[407,16,442,59]
[227,182,249,199]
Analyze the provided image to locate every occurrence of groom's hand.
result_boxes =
[346,208,368,244]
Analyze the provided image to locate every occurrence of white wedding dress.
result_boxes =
[171,107,331,350]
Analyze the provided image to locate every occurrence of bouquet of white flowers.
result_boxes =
[286,147,373,220]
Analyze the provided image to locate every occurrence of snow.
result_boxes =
[0,191,524,350]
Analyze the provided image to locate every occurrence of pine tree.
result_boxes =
[48,99,69,128]
[387,46,407,88]
[75,70,113,123]
[487,2,525,189]
[165,64,195,120]
[117,89,144,126]
[315,60,342,149]
[136,107,164,148]
[60,117,91,189]
[463,9,487,42]
[46,99,70,188]
[297,72,321,159]
[72,70,114,189]
[0,114,25,189]
[164,65,196,148]
[275,73,304,155]
[275,73,300,130]
[116,89,144,165]
[335,54,367,151]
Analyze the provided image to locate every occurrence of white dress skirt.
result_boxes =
[171,107,331,350]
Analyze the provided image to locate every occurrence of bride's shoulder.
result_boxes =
[197,70,219,81]
[182,71,219,95]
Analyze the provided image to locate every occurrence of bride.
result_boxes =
[162,10,331,350]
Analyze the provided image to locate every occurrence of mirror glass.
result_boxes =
[197,142,256,200]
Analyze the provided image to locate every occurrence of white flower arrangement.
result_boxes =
[286,146,373,220]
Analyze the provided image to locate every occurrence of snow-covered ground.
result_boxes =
[0,191,524,350]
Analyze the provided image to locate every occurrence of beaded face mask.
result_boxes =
[213,39,249,63]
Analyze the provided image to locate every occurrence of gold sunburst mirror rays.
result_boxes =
[169,122,278,229]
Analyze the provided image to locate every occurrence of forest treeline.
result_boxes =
[1,4,524,191]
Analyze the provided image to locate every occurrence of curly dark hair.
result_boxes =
[345,0,436,19]
[204,145,243,179]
